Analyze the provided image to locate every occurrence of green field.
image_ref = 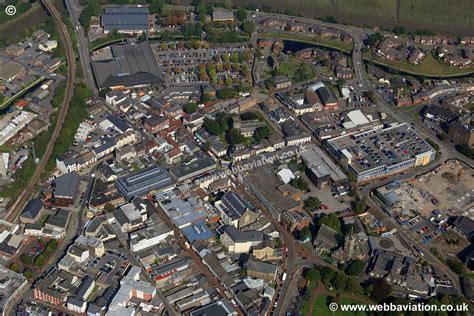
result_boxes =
[365,52,474,77]
[234,0,474,35]
[312,295,368,316]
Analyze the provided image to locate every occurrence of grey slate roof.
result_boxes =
[102,5,149,32]
[54,172,80,199]
[91,41,162,89]
[20,199,43,220]
[223,225,263,243]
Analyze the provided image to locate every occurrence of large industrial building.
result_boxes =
[115,164,175,200]
[91,41,163,89]
[326,123,436,182]
[300,145,348,188]
[101,5,150,34]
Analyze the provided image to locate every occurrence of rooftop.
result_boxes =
[91,41,162,89]
[327,123,436,174]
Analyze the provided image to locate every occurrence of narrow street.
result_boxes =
[149,200,245,316]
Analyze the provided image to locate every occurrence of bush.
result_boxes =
[183,102,199,114]
[345,260,365,276]
[9,263,21,273]
[23,269,33,279]
[447,258,465,275]
[290,177,309,191]
[304,197,321,211]
[20,254,33,265]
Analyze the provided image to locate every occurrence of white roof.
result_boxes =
[346,110,370,126]
[277,168,295,184]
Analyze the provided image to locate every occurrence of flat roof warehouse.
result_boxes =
[91,41,163,89]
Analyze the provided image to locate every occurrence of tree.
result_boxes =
[236,7,247,22]
[355,200,367,214]
[304,197,321,211]
[290,177,309,191]
[316,213,341,232]
[23,269,33,279]
[227,128,246,145]
[366,32,383,47]
[345,260,365,276]
[242,21,256,34]
[253,126,271,141]
[104,203,115,212]
[184,102,199,114]
[447,258,465,275]
[299,226,312,241]
[371,279,391,302]
[21,254,33,265]
[306,267,321,282]
[35,255,45,268]
[9,263,21,273]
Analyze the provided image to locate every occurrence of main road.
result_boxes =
[4,0,76,223]
[65,0,97,93]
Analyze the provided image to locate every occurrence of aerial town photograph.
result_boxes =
[0,0,473,315]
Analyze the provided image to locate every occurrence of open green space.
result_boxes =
[258,32,353,53]
[273,57,315,83]
[235,0,473,35]
[312,295,368,316]
[364,51,474,77]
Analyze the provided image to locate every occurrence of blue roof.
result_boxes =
[181,221,214,243]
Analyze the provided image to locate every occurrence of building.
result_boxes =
[39,40,58,52]
[190,299,237,316]
[115,164,175,200]
[215,191,259,229]
[0,60,24,83]
[19,199,44,224]
[449,121,474,148]
[452,216,474,241]
[91,41,162,89]
[212,8,234,22]
[113,198,148,232]
[144,116,169,134]
[220,225,263,253]
[273,75,292,90]
[0,265,28,315]
[169,152,216,182]
[300,146,348,188]
[51,172,80,206]
[244,259,279,282]
[33,269,79,305]
[101,5,150,34]
[314,224,340,253]
[326,123,436,182]
[130,222,173,252]
[316,87,339,111]
[45,209,71,231]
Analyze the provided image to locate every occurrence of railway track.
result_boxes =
[4,0,76,223]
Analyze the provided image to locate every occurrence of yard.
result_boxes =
[274,57,315,83]
[365,51,474,77]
